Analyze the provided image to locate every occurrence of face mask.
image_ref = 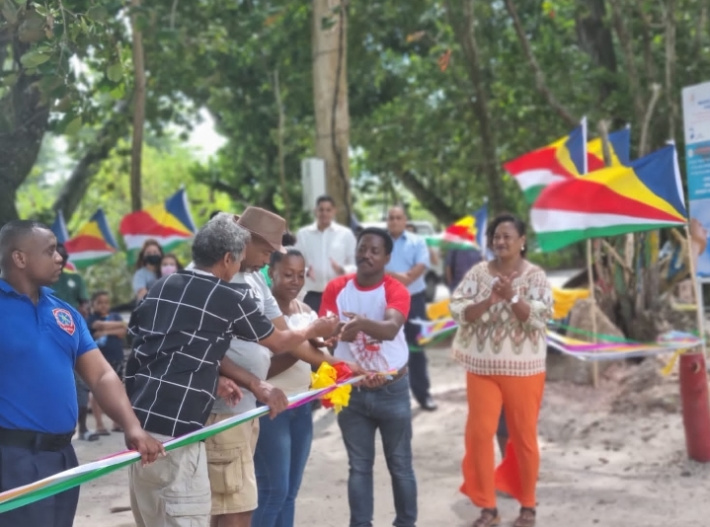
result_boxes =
[161,264,178,275]
[144,254,161,266]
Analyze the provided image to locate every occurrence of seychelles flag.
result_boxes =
[50,210,77,270]
[64,209,119,269]
[119,189,196,262]
[50,210,70,244]
[426,204,488,250]
[531,144,687,252]
[503,120,631,204]
[503,119,588,204]
[587,126,631,168]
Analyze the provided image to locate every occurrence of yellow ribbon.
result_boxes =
[661,348,686,376]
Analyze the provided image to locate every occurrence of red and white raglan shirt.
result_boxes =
[320,274,411,372]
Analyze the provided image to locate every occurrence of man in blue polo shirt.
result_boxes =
[385,206,437,411]
[0,220,164,527]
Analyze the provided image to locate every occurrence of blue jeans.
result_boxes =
[337,374,417,527]
[252,403,313,527]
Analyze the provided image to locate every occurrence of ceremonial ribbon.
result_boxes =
[414,317,702,361]
[0,374,364,514]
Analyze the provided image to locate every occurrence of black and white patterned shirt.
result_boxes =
[124,269,274,437]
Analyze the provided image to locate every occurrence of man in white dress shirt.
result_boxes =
[295,195,357,313]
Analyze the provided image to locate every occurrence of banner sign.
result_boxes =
[682,81,710,279]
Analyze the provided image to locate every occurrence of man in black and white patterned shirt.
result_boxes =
[125,213,339,527]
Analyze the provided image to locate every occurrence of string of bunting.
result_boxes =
[414,318,703,361]
[0,363,367,514]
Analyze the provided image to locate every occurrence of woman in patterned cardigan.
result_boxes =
[450,213,552,527]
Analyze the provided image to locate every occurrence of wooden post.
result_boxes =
[587,238,600,387]
[685,224,707,356]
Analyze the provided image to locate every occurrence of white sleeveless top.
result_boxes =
[268,303,317,395]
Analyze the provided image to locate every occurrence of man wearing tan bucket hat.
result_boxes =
[206,207,347,527]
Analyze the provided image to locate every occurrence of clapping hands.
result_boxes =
[490,273,517,303]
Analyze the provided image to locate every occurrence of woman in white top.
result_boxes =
[251,245,331,527]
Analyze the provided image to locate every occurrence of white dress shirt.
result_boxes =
[295,221,357,293]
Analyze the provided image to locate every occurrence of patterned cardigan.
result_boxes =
[449,261,552,377]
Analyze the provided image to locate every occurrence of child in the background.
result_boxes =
[160,253,182,276]
[87,290,128,435]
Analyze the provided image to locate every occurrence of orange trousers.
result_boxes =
[460,372,545,508]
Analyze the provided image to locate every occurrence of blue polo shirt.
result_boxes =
[0,279,96,433]
[385,231,431,295]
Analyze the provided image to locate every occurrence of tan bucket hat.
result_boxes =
[235,207,287,253]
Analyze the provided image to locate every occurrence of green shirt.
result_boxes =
[52,271,89,309]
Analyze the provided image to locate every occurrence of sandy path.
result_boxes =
[70,346,710,527]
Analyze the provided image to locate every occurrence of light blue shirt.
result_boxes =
[386,231,430,294]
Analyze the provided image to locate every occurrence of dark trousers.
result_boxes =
[404,292,432,406]
[0,444,79,527]
[303,291,323,314]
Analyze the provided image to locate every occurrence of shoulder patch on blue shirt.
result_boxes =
[53,308,76,336]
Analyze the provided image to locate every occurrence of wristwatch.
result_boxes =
[509,294,520,305]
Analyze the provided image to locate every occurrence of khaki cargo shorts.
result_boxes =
[204,413,260,515]
[129,439,211,527]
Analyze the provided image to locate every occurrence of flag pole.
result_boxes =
[587,238,600,388]
[685,224,707,357]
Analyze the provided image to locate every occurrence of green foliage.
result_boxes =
[0,0,129,131]
[16,136,235,304]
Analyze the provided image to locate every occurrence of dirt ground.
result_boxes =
[71,344,710,527]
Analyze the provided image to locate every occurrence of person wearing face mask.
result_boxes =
[160,253,182,276]
[132,240,163,301]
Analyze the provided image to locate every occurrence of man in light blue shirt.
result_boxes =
[385,206,437,411]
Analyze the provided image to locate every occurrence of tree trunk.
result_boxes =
[130,0,146,212]
[53,100,131,222]
[446,0,506,215]
[312,0,351,225]
[0,41,50,225]
[273,69,291,224]
[574,0,617,103]
[397,170,458,224]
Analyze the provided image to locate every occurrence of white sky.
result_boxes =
[44,107,226,184]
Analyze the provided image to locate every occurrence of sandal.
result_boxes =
[513,507,536,527]
[94,429,111,436]
[473,508,500,527]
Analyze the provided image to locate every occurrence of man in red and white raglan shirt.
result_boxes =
[320,227,417,527]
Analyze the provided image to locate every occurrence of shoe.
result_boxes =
[420,396,438,411]
[93,429,111,436]
[512,507,536,527]
[78,431,100,441]
[473,507,500,527]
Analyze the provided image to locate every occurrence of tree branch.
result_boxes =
[53,100,131,221]
[445,0,505,213]
[607,0,644,124]
[130,0,146,212]
[663,0,677,142]
[638,83,662,156]
[503,0,577,127]
[636,2,657,84]
[396,170,458,224]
